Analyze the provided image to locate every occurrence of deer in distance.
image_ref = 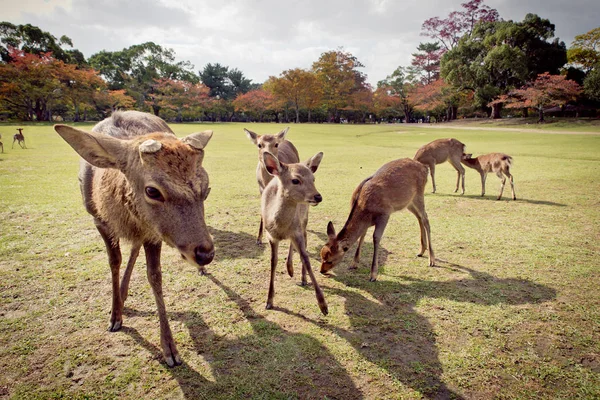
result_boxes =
[320,158,435,282]
[54,111,214,367]
[461,152,517,200]
[12,128,26,149]
[0,134,3,153]
[414,138,466,194]
[261,150,328,315]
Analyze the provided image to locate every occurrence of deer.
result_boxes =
[461,152,517,200]
[414,138,465,194]
[54,111,214,367]
[0,134,3,153]
[320,158,435,282]
[261,150,328,315]
[12,128,26,149]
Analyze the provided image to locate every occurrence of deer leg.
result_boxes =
[429,164,436,193]
[370,214,390,282]
[481,173,487,197]
[120,243,141,304]
[292,234,328,315]
[266,240,279,310]
[286,244,295,278]
[256,217,264,245]
[508,172,516,200]
[350,231,367,270]
[408,205,427,257]
[95,221,123,332]
[450,158,466,194]
[144,242,181,367]
[496,171,506,200]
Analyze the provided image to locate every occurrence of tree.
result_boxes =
[312,49,367,122]
[199,63,253,101]
[0,22,85,66]
[441,14,567,118]
[583,68,600,101]
[411,42,443,84]
[421,0,499,51]
[377,66,417,122]
[567,27,600,72]
[409,79,460,121]
[265,68,322,123]
[232,89,276,122]
[490,73,582,122]
[151,78,210,121]
[58,66,106,121]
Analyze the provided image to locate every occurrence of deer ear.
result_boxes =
[276,127,289,141]
[54,124,124,169]
[262,151,282,176]
[244,129,258,145]
[183,130,212,150]
[327,221,336,238]
[305,152,323,173]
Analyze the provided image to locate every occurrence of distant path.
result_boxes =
[401,123,600,135]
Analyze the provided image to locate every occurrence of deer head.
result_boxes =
[320,221,347,273]
[245,127,289,161]
[54,124,215,268]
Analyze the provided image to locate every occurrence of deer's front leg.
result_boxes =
[370,214,390,282]
[95,221,123,332]
[120,243,141,304]
[350,232,367,270]
[144,242,181,367]
[266,240,279,310]
[291,234,328,315]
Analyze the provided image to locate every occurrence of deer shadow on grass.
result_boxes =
[208,226,264,260]
[284,260,557,399]
[431,193,567,207]
[122,275,361,399]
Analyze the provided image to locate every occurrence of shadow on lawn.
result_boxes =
[123,275,362,399]
[431,192,567,207]
[208,226,264,260]
[285,259,557,399]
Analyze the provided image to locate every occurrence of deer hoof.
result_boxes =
[319,304,329,316]
[265,303,273,310]
[108,320,122,332]
[369,277,377,282]
[348,264,358,270]
[165,354,182,368]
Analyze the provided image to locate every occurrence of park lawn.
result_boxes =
[0,121,599,399]
[442,117,600,133]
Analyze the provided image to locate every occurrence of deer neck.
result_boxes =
[337,209,371,250]
[461,157,481,171]
[262,181,299,238]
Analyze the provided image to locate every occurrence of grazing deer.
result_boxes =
[320,158,434,282]
[261,150,328,315]
[414,138,465,194]
[12,128,26,149]
[461,153,516,200]
[54,111,214,367]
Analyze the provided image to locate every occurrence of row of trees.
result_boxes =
[1,4,599,123]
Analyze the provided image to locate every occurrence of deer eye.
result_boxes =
[258,144,262,148]
[292,179,300,185]
[145,187,164,201]
[275,143,279,148]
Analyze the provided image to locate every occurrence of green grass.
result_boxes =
[0,121,599,399]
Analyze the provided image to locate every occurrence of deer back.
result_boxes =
[414,138,465,165]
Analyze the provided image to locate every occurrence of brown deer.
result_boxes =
[0,134,3,153]
[320,158,434,282]
[414,138,465,194]
[12,128,26,149]
[54,111,214,367]
[461,153,516,200]
[261,150,328,315]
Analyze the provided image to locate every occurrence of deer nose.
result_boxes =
[195,246,215,266]
[314,194,322,203]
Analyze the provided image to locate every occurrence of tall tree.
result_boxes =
[377,66,417,122]
[312,48,367,122]
[421,0,499,51]
[266,68,322,123]
[199,63,253,101]
[489,73,582,122]
[232,89,276,122]
[411,42,443,84]
[151,78,210,121]
[567,27,600,72]
[441,14,567,118]
[0,22,85,66]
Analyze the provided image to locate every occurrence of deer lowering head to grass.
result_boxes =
[414,138,465,194]
[461,152,516,200]
[12,128,25,149]
[320,158,434,282]
[261,150,328,315]
[245,127,300,244]
[54,111,214,367]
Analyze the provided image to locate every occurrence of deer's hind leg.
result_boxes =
[408,197,435,267]
[120,243,141,304]
[496,170,506,200]
[505,168,516,200]
[95,220,123,332]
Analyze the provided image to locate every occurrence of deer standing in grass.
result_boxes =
[12,128,25,149]
[0,134,3,153]
[461,153,516,200]
[320,158,434,282]
[261,150,328,315]
[54,111,215,367]
[414,138,465,194]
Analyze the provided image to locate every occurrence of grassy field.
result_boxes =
[0,121,599,399]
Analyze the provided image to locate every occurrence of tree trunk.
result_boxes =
[491,103,502,119]
[295,104,300,123]
[537,107,544,123]
[307,109,312,123]
[522,107,528,118]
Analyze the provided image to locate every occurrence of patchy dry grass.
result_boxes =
[0,121,599,399]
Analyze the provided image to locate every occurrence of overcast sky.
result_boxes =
[2,0,599,86]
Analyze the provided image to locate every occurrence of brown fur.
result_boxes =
[12,128,25,149]
[461,153,516,200]
[261,151,328,315]
[414,138,466,194]
[54,111,214,367]
[0,133,3,153]
[320,158,435,282]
